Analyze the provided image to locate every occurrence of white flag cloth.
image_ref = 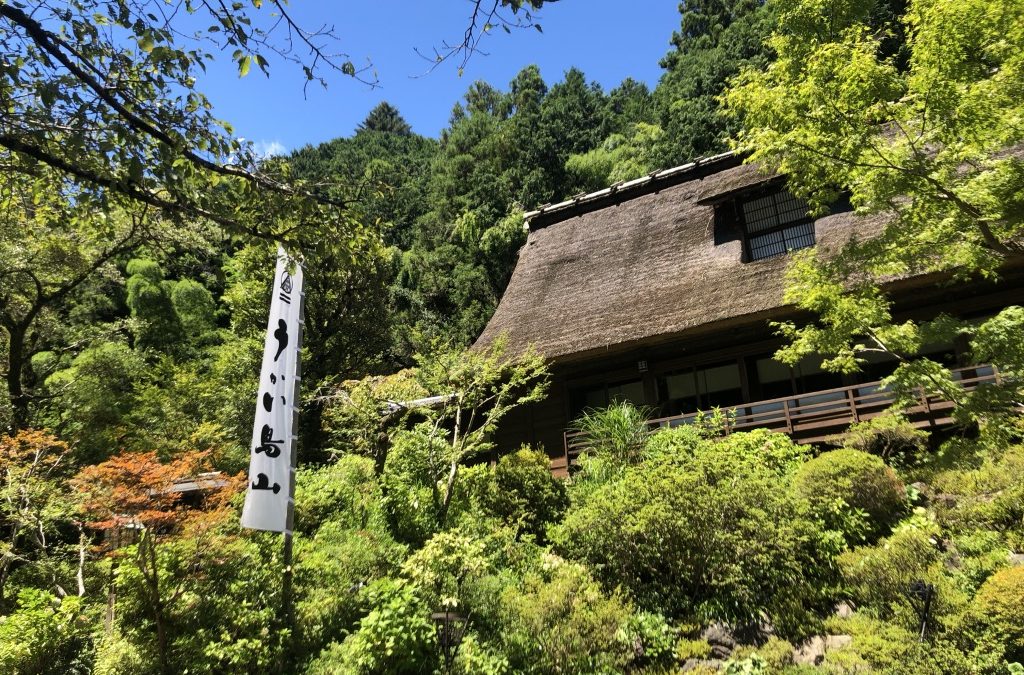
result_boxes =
[241,247,303,532]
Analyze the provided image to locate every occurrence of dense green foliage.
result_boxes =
[553,428,838,638]
[654,0,777,165]
[726,0,1024,439]
[2,0,1024,672]
[792,449,907,544]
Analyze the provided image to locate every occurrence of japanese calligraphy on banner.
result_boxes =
[241,247,303,533]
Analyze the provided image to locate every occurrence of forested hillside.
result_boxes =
[2,0,1024,673]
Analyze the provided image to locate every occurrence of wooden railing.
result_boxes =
[563,365,1002,469]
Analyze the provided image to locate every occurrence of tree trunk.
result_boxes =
[438,460,460,528]
[5,323,29,431]
[76,527,87,597]
[0,558,8,608]
[141,534,172,675]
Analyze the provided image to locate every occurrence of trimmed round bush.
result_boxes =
[970,566,1024,663]
[792,449,906,543]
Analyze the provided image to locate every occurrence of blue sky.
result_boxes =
[194,1,682,155]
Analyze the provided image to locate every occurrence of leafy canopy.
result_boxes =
[725,0,1024,428]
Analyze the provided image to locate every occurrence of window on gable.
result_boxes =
[739,188,816,261]
[714,185,817,261]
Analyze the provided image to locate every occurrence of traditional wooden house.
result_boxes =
[475,152,1023,475]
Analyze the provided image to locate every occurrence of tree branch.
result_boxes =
[0,132,245,231]
[0,4,351,212]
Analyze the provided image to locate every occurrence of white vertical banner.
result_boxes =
[241,246,303,532]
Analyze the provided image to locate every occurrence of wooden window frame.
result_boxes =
[714,184,817,262]
[737,188,816,262]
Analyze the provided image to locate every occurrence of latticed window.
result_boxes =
[738,189,815,261]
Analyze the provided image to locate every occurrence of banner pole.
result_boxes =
[280,270,304,658]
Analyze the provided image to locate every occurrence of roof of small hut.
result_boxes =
[475,153,887,363]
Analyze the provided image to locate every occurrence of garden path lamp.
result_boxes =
[431,610,468,673]
[907,580,936,642]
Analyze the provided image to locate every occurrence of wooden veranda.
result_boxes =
[561,365,1004,471]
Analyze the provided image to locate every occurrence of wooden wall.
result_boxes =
[491,381,570,475]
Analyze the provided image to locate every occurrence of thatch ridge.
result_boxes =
[524,151,740,230]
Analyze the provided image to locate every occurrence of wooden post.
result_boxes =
[105,558,118,633]
[846,388,859,423]
[280,276,305,664]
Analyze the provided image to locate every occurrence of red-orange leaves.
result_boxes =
[71,450,242,541]
[0,428,71,478]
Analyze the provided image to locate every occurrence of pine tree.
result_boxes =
[653,0,776,165]
[357,102,414,136]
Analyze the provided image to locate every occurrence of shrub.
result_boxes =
[754,637,794,670]
[710,428,810,476]
[834,412,929,465]
[105,533,283,675]
[969,566,1024,664]
[821,613,971,675]
[553,436,839,638]
[931,444,1024,550]
[641,423,706,463]
[645,426,809,476]
[294,523,407,664]
[723,654,767,674]
[616,611,678,669]
[950,530,1011,594]
[401,530,492,611]
[93,632,152,675]
[379,425,448,545]
[176,543,286,673]
[497,560,634,674]
[792,448,907,544]
[839,521,968,625]
[307,578,436,675]
[0,589,94,675]
[571,401,651,465]
[475,447,568,541]
[675,637,713,661]
[451,634,511,675]
[294,455,383,534]
[726,638,795,671]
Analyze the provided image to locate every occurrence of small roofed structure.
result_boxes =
[476,153,1024,475]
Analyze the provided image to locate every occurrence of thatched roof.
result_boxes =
[476,154,887,364]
